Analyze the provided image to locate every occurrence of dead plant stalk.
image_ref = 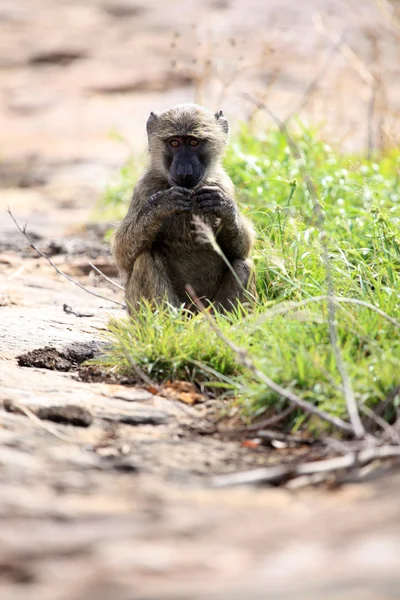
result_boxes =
[186,285,353,435]
[212,445,400,488]
[7,208,125,308]
[240,94,365,439]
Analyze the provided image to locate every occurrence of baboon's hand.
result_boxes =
[195,186,237,221]
[148,187,192,218]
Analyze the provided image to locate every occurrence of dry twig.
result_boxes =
[7,208,125,308]
[240,94,365,439]
[361,404,400,445]
[186,285,353,434]
[5,401,78,443]
[219,405,297,434]
[122,349,194,416]
[212,445,400,487]
[89,262,125,291]
[284,35,343,123]
[254,295,400,329]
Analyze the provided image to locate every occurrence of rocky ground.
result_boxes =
[1,0,400,598]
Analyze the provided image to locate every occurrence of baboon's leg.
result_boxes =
[125,252,179,312]
[212,258,256,311]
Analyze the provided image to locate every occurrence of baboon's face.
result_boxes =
[163,136,207,189]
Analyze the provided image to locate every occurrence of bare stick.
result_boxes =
[186,285,353,434]
[327,288,365,438]
[121,348,194,416]
[361,404,400,445]
[240,95,365,439]
[211,445,400,487]
[219,405,297,434]
[366,32,380,159]
[375,0,400,36]
[254,295,400,329]
[284,35,343,123]
[7,208,125,308]
[6,401,78,444]
[367,74,377,159]
[121,348,158,388]
[89,262,125,291]
[192,216,256,302]
[375,385,400,418]
[314,17,374,86]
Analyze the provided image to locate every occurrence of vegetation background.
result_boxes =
[99,19,400,432]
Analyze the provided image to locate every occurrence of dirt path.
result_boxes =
[2,0,400,598]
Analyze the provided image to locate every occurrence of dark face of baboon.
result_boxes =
[164,135,205,189]
[146,104,229,189]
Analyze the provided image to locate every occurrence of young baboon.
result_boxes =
[112,103,256,312]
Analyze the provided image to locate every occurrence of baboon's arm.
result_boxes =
[112,185,191,277]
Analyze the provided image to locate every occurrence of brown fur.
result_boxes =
[112,103,256,312]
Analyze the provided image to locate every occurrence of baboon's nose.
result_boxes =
[177,164,193,177]
[175,163,198,188]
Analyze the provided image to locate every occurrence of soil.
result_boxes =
[1,1,400,599]
[17,342,101,370]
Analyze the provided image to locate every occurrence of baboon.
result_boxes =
[112,103,255,312]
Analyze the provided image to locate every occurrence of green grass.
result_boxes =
[99,123,400,431]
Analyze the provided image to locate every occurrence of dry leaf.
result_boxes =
[162,381,205,405]
[240,439,262,449]
[146,385,159,395]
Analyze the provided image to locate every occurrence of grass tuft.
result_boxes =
[103,302,242,390]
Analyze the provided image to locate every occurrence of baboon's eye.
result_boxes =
[188,138,200,147]
[169,138,181,148]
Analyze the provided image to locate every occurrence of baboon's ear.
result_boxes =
[146,111,159,135]
[214,109,229,134]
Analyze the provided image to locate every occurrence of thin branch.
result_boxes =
[314,18,374,86]
[366,32,380,159]
[5,401,78,443]
[122,348,194,416]
[367,73,378,159]
[186,285,353,434]
[192,216,256,302]
[327,287,365,438]
[240,94,365,439]
[7,208,125,308]
[322,435,355,455]
[375,0,400,36]
[375,384,400,417]
[254,295,400,329]
[211,445,400,487]
[219,405,297,434]
[361,404,400,445]
[284,35,343,123]
[122,348,158,388]
[89,262,125,291]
